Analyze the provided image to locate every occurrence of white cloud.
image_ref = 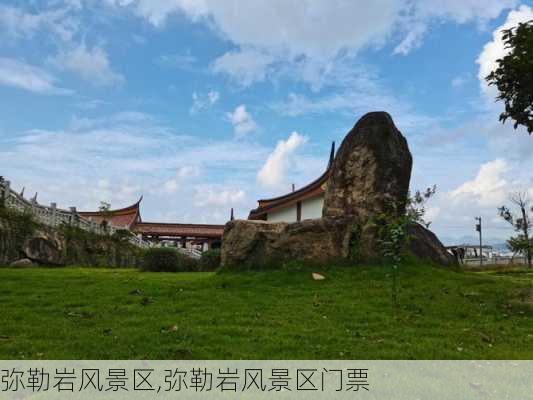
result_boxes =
[424,206,441,223]
[477,5,533,97]
[414,0,518,24]
[50,43,125,86]
[0,112,270,221]
[226,104,257,137]
[103,0,208,27]
[212,48,275,87]
[190,90,220,114]
[483,117,533,162]
[0,58,71,95]
[194,186,246,207]
[449,159,510,207]
[0,4,78,42]
[5,0,514,91]
[257,131,308,188]
[408,108,533,243]
[162,166,201,194]
[205,1,400,59]
[393,22,427,55]
[106,0,517,88]
[394,0,518,56]
[274,73,437,131]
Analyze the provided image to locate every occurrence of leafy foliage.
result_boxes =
[486,20,533,134]
[141,247,197,272]
[98,201,112,232]
[0,207,38,257]
[198,249,221,271]
[406,185,437,228]
[506,236,532,258]
[112,229,137,244]
[378,185,437,309]
[378,209,411,310]
[56,223,142,268]
[498,192,532,268]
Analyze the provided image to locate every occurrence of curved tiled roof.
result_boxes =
[248,142,335,220]
[78,197,225,239]
[79,197,142,229]
[133,222,224,238]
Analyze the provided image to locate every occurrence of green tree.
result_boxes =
[498,192,532,268]
[99,201,112,232]
[406,185,437,228]
[379,185,437,311]
[486,20,533,134]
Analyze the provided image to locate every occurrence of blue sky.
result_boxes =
[0,0,532,244]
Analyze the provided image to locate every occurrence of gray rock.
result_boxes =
[221,218,455,268]
[9,258,34,268]
[407,223,457,267]
[323,112,412,220]
[23,231,63,265]
[221,217,358,268]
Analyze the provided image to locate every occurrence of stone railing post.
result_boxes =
[30,193,38,217]
[0,178,7,208]
[50,202,57,227]
[69,207,79,228]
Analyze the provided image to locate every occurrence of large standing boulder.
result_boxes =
[323,112,412,220]
[221,111,455,268]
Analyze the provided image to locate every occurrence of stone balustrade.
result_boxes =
[0,176,150,248]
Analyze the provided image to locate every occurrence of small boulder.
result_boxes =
[23,232,62,265]
[9,258,34,268]
[312,272,326,280]
[407,223,456,267]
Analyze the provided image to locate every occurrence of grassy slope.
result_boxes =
[0,264,531,359]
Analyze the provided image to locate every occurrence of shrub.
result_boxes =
[176,252,199,272]
[198,249,221,271]
[0,207,38,261]
[142,248,180,272]
[141,247,198,272]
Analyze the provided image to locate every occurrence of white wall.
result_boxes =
[266,193,324,222]
[301,194,324,220]
[267,204,297,222]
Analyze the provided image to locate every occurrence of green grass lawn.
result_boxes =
[0,264,532,359]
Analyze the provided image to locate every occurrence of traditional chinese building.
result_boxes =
[79,199,225,251]
[248,142,335,222]
[78,197,143,230]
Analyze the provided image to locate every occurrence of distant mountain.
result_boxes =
[440,235,509,250]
